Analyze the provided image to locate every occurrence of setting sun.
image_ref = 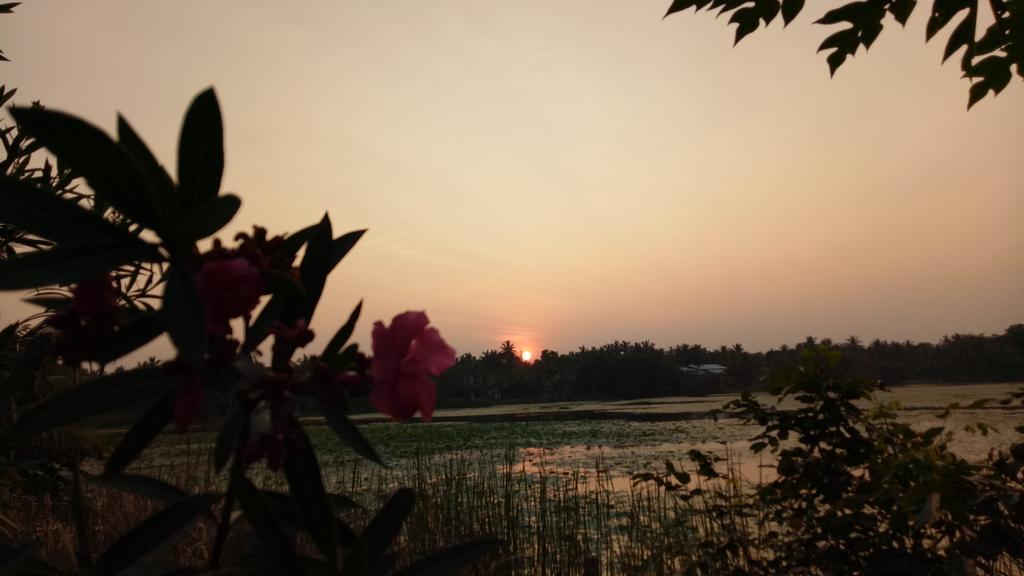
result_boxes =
[521,350,532,362]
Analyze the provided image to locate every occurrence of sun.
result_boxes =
[521,350,532,362]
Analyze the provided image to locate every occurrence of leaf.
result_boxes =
[94,494,218,576]
[177,88,223,215]
[102,385,176,477]
[330,229,366,270]
[0,3,20,14]
[942,9,976,62]
[780,0,803,25]
[323,300,362,359]
[178,193,240,241]
[262,268,305,299]
[815,1,868,25]
[214,409,244,472]
[236,475,306,576]
[394,539,503,576]
[0,175,136,243]
[360,488,415,562]
[296,215,333,321]
[729,7,761,45]
[665,0,702,17]
[90,474,188,503]
[0,240,161,291]
[162,267,207,370]
[242,295,284,353]
[888,0,917,26]
[2,367,177,442]
[318,401,382,465]
[283,428,337,570]
[118,115,175,232]
[93,310,164,364]
[9,107,159,229]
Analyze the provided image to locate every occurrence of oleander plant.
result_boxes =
[0,88,500,575]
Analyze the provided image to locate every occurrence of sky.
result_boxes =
[1,0,1022,360]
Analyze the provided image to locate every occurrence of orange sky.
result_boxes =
[1,1,1022,359]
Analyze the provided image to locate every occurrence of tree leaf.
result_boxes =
[942,9,976,62]
[236,475,306,576]
[781,0,803,25]
[394,539,503,576]
[94,494,218,576]
[0,175,136,243]
[162,267,207,370]
[9,107,159,229]
[283,427,337,570]
[318,401,382,465]
[2,367,177,442]
[177,88,223,215]
[102,385,176,477]
[178,193,240,241]
[0,240,161,291]
[323,300,362,359]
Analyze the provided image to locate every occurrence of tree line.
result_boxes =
[437,324,1024,401]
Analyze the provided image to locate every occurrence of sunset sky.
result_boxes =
[1,1,1021,360]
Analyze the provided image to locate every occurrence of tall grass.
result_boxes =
[6,440,1022,575]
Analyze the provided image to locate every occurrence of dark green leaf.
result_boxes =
[730,7,761,45]
[118,115,175,232]
[103,385,175,477]
[178,193,240,241]
[319,401,382,465]
[296,215,333,321]
[90,474,188,502]
[323,300,362,359]
[283,428,337,570]
[94,494,218,576]
[214,409,244,472]
[0,175,136,243]
[3,367,177,442]
[263,268,306,299]
[10,107,159,229]
[889,0,917,26]
[816,1,868,25]
[280,223,319,259]
[177,88,223,214]
[236,475,306,576]
[361,488,415,562]
[0,240,161,291]
[943,9,976,62]
[781,0,803,25]
[94,310,164,364]
[242,295,284,353]
[394,539,503,576]
[162,267,206,369]
[330,229,366,270]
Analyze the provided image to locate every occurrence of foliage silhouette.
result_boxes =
[664,0,1024,107]
[0,90,499,574]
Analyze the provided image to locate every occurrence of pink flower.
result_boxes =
[195,257,264,334]
[370,311,456,422]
